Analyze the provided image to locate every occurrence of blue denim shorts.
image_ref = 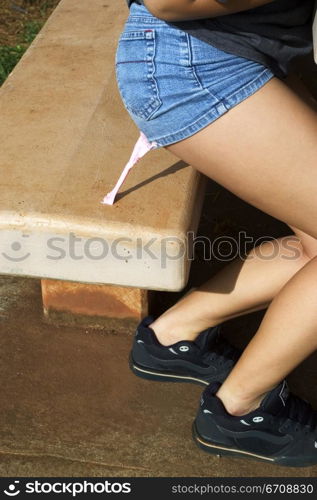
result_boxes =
[115,3,275,148]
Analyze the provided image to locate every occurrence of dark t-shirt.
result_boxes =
[125,0,314,78]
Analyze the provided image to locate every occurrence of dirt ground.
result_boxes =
[0,0,61,46]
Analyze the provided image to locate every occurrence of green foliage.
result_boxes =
[0,45,26,86]
[22,20,43,43]
[0,20,43,86]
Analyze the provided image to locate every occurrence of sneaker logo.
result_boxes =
[240,419,251,426]
[315,441,317,449]
[200,396,205,406]
[279,380,289,407]
[253,416,264,423]
[179,346,190,352]
[137,340,144,344]
[203,409,213,414]
[169,348,178,355]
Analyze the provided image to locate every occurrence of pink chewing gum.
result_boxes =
[101,131,158,205]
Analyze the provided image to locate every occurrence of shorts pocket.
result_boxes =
[115,29,162,120]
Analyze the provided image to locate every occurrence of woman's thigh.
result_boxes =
[164,77,317,238]
[290,226,317,259]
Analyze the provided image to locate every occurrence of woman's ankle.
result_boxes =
[149,315,201,346]
[215,384,267,416]
[148,287,223,346]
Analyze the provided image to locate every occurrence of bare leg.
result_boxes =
[149,76,317,412]
[216,255,317,415]
[165,78,317,237]
[150,232,317,345]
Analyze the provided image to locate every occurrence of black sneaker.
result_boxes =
[193,380,317,467]
[129,316,240,386]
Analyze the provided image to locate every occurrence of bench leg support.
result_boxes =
[41,279,149,329]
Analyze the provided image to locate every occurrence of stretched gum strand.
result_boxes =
[101,132,158,205]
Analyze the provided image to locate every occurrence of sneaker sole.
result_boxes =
[192,422,315,467]
[129,353,209,386]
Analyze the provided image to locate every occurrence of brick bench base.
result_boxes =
[41,279,149,329]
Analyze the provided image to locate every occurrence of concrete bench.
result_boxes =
[0,0,206,327]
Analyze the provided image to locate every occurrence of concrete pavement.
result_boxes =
[0,275,316,477]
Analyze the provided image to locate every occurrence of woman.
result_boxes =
[116,0,317,466]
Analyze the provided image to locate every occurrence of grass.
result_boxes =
[0,44,26,85]
[22,19,43,43]
[0,18,44,86]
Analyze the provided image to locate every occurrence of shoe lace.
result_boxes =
[201,331,240,364]
[280,394,317,432]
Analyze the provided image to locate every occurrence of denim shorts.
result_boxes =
[115,3,275,149]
